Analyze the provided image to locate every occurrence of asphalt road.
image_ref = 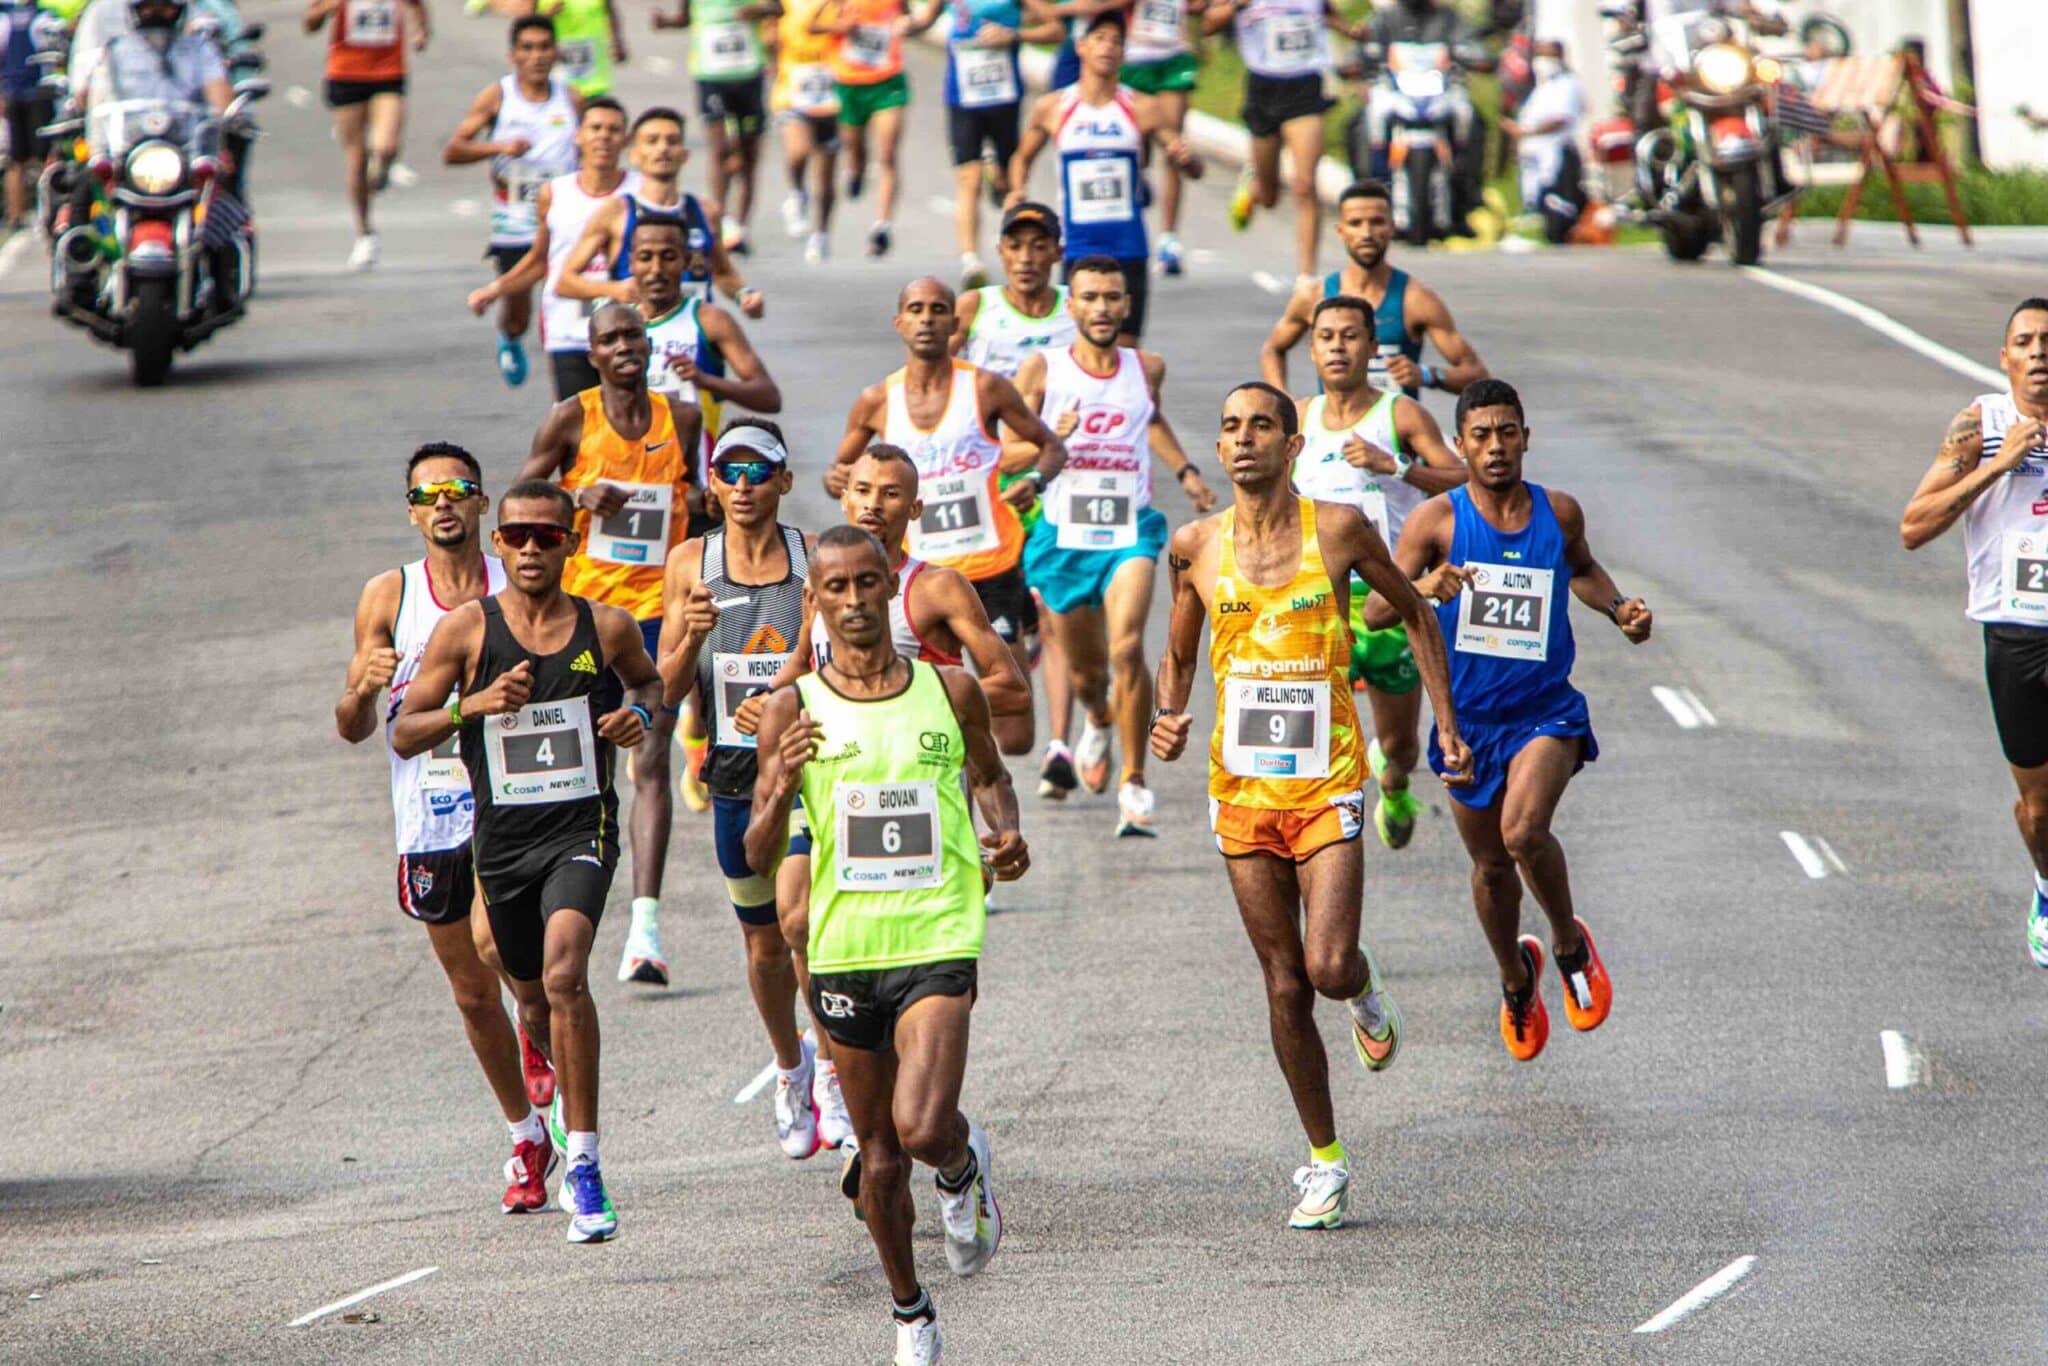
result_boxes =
[5,10,2048,1363]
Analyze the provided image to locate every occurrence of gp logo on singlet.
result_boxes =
[817,991,856,1019]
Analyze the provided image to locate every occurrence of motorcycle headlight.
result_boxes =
[1692,43,1752,95]
[125,141,185,195]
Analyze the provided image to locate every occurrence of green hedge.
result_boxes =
[1795,166,2048,226]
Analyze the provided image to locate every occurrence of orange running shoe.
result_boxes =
[1556,917,1613,1032]
[1499,937,1550,1062]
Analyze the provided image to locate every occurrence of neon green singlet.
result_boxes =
[687,0,765,80]
[795,662,985,974]
[541,0,614,97]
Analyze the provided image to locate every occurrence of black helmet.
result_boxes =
[129,0,189,31]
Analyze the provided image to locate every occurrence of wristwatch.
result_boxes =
[1022,468,1047,487]
[1392,449,1414,482]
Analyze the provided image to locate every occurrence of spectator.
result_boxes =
[1502,37,1584,243]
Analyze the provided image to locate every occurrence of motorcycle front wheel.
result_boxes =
[129,278,178,387]
[1659,212,1713,262]
[1401,145,1438,246]
[1719,162,1764,266]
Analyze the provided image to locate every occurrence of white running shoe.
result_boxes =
[894,1315,942,1365]
[959,252,987,290]
[1288,1160,1350,1230]
[774,1037,822,1159]
[781,193,809,238]
[804,232,828,265]
[814,1063,854,1149]
[1115,780,1157,838]
[346,233,379,271]
[616,904,668,985]
[1075,719,1112,794]
[936,1121,1000,1276]
[387,160,419,188]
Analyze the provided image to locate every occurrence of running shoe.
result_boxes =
[804,232,829,266]
[1115,780,1157,838]
[502,1131,559,1214]
[519,1027,556,1108]
[564,1161,618,1243]
[936,1122,1000,1276]
[367,154,391,194]
[1228,167,1256,231]
[387,161,419,189]
[680,733,711,813]
[549,1092,573,1211]
[462,0,488,13]
[1367,738,1420,850]
[1157,234,1185,277]
[2030,889,2048,969]
[496,334,528,388]
[1075,719,1112,794]
[868,221,892,258]
[841,1141,864,1221]
[815,1063,855,1149]
[346,233,379,271]
[1500,937,1550,1062]
[781,192,808,238]
[1037,741,1077,800]
[775,1038,822,1159]
[721,214,744,249]
[960,253,988,291]
[894,1314,942,1365]
[1349,943,1402,1072]
[846,168,865,200]
[616,906,668,986]
[1288,1159,1349,1230]
[1555,917,1613,1031]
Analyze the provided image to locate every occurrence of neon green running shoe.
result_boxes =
[550,1090,573,1213]
[1228,167,1255,231]
[1374,787,1419,850]
[1350,942,1403,1073]
[1288,1160,1349,1230]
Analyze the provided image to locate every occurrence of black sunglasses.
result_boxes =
[498,522,571,550]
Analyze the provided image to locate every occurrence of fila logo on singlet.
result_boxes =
[570,649,598,675]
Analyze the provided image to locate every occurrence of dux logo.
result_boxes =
[817,990,857,1019]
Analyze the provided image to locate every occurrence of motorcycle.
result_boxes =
[1353,38,1487,246]
[1626,11,1788,266]
[45,83,268,385]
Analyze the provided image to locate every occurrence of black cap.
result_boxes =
[1000,201,1062,241]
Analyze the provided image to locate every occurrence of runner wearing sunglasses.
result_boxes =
[335,443,560,1216]
[392,480,664,1244]
[654,419,855,1158]
[518,301,705,988]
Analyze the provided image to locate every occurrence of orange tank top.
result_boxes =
[830,0,904,85]
[1206,498,1365,809]
[326,0,409,83]
[560,391,692,621]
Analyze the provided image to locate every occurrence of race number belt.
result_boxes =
[908,473,999,559]
[344,0,398,46]
[1054,468,1139,551]
[484,695,598,805]
[584,482,674,565]
[1221,675,1330,779]
[712,650,790,748]
[1259,13,1318,72]
[2003,530,2048,622]
[834,780,943,891]
[1455,561,1552,661]
[1066,155,1132,225]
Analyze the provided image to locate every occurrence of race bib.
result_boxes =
[698,21,755,77]
[834,780,943,891]
[584,482,674,566]
[1220,675,1330,780]
[1455,562,1552,661]
[558,38,596,78]
[490,171,547,239]
[1259,12,1318,72]
[343,0,398,46]
[792,61,838,113]
[1055,469,1139,550]
[844,23,892,69]
[1367,342,1400,391]
[952,44,1017,108]
[483,695,599,805]
[909,474,999,560]
[421,729,469,792]
[1132,0,1181,47]
[2002,531,2048,622]
[1066,155,1132,226]
[712,650,789,748]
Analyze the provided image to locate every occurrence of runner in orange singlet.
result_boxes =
[304,0,429,269]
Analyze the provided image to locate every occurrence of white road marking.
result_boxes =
[0,228,36,283]
[1634,1255,1758,1334]
[1650,685,1717,730]
[288,1266,438,1328]
[1739,267,2003,389]
[1189,247,1219,264]
[1880,1029,1927,1089]
[285,84,312,108]
[388,162,420,189]
[1249,269,1287,295]
[646,54,676,75]
[927,195,956,216]
[733,1029,812,1103]
[450,199,479,219]
[1779,830,1840,879]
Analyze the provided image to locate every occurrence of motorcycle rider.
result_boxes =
[1357,0,1488,230]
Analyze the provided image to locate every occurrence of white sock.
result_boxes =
[2035,870,2048,899]
[510,1109,545,1146]
[631,896,659,928]
[568,1131,599,1167]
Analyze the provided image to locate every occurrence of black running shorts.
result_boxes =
[809,959,978,1051]
[947,102,1020,168]
[697,74,767,137]
[479,835,620,981]
[325,77,407,108]
[970,563,1038,643]
[396,845,476,926]
[1985,623,2048,769]
[549,349,602,400]
[1240,71,1331,139]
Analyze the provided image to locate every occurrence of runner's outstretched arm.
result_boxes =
[1258,278,1317,390]
[1004,96,1054,207]
[1361,495,1452,629]
[939,667,1029,880]
[516,398,586,483]
[1388,396,1469,495]
[744,687,811,875]
[337,571,404,743]
[469,194,552,312]
[1902,405,2043,548]
[928,567,1031,722]
[1148,524,1207,762]
[1396,283,1488,395]
[552,203,636,303]
[692,306,783,412]
[824,386,886,497]
[444,84,508,165]
[594,603,664,728]
[391,606,492,758]
[1554,492,1653,643]
[980,369,1068,495]
[656,538,716,706]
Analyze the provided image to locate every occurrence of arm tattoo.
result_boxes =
[1168,553,1191,572]
[1941,411,1980,471]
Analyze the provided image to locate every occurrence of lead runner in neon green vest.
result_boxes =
[745,525,1027,1366]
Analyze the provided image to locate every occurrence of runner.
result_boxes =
[1900,299,2048,964]
[653,419,854,1157]
[465,97,634,401]
[550,106,766,320]
[1202,0,1360,281]
[442,14,581,388]
[304,0,429,271]
[1008,11,1202,345]
[766,0,842,264]
[2,0,54,232]
[535,0,624,98]
[1011,254,1214,836]
[654,0,771,253]
[744,524,1026,1366]
[335,442,560,1216]
[392,479,662,1243]
[825,276,1069,755]
[1150,380,1467,1227]
[1292,291,1466,849]
[517,302,705,987]
[1259,179,1489,399]
[813,0,938,258]
[1118,0,1200,275]
[1372,378,1642,1061]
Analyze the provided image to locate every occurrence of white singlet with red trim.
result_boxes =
[385,555,507,854]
